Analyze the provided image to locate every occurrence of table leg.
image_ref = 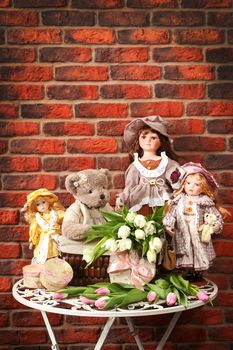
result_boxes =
[125,317,144,350]
[41,311,60,350]
[94,317,116,350]
[156,311,182,350]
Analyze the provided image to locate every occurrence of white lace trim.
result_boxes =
[129,192,170,212]
[133,152,168,178]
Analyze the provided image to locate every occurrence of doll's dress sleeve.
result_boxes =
[199,195,223,234]
[29,216,41,246]
[165,159,186,190]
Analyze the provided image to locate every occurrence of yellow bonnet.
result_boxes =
[26,188,58,206]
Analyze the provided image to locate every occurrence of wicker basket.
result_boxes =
[61,252,110,286]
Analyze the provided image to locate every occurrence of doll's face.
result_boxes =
[184,174,203,196]
[139,130,161,153]
[35,197,50,213]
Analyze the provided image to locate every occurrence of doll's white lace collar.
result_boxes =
[133,152,168,178]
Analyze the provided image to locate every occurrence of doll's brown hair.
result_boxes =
[24,195,64,223]
[128,126,178,162]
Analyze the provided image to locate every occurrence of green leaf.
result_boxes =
[178,289,188,308]
[171,286,181,305]
[101,210,124,221]
[146,284,167,300]
[155,278,170,289]
[118,288,147,308]
[104,295,126,309]
[56,286,87,296]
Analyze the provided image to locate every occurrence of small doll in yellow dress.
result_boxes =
[22,188,65,264]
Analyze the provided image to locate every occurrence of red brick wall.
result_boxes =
[0,0,233,349]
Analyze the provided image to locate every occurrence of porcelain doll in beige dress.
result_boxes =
[22,188,65,264]
[116,115,185,215]
[163,163,224,279]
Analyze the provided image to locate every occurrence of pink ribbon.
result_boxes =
[107,251,156,290]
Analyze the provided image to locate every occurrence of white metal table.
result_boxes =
[12,278,218,350]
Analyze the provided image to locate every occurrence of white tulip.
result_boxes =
[135,229,146,240]
[125,211,137,223]
[134,214,147,228]
[147,249,157,264]
[117,225,131,239]
[83,248,94,263]
[117,238,132,251]
[144,221,155,236]
[149,237,162,253]
[103,238,118,252]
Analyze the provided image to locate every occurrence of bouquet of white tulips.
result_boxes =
[83,206,165,266]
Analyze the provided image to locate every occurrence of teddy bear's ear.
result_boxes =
[65,173,81,195]
[100,168,112,185]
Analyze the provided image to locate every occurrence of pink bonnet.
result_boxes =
[182,162,218,192]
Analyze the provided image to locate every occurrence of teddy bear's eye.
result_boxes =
[89,190,92,193]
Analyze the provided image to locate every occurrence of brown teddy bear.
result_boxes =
[60,169,112,250]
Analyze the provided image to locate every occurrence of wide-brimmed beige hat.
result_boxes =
[123,116,169,148]
[182,162,219,192]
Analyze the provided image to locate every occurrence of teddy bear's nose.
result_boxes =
[100,194,105,200]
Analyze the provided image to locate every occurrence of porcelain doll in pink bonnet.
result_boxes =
[163,162,224,280]
[115,116,185,215]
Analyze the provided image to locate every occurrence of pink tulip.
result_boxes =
[79,296,95,305]
[166,292,177,306]
[95,296,110,309]
[147,291,157,302]
[95,287,110,295]
[52,292,68,300]
[196,291,209,302]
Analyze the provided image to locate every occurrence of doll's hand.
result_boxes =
[165,226,175,237]
[115,197,124,211]
[29,242,33,250]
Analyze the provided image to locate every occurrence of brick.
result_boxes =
[0,140,8,154]
[65,29,115,44]
[225,308,233,322]
[209,326,233,341]
[0,0,10,7]
[0,104,18,119]
[99,11,149,26]
[187,101,233,116]
[111,65,161,80]
[0,65,52,81]
[40,47,91,63]
[66,315,106,326]
[131,102,183,117]
[47,85,98,100]
[0,226,28,242]
[155,83,205,99]
[0,331,19,345]
[0,85,43,100]
[182,308,223,325]
[0,48,36,63]
[56,328,99,343]
[174,136,225,152]
[11,139,64,154]
[118,29,170,44]
[218,189,233,205]
[43,157,95,171]
[0,292,23,309]
[14,0,67,6]
[12,311,62,327]
[181,0,232,7]
[67,138,118,154]
[3,174,57,190]
[95,47,148,62]
[19,330,47,344]
[206,273,229,289]
[0,29,4,44]
[178,154,204,164]
[0,122,39,137]
[206,154,233,169]
[72,0,124,8]
[164,65,214,80]
[0,210,19,225]
[220,172,233,186]
[113,173,125,189]
[229,30,233,44]
[167,119,205,134]
[223,224,233,239]
[97,120,128,136]
[230,138,233,151]
[208,12,233,26]
[0,312,9,327]
[0,277,11,292]
[75,103,128,118]
[127,0,178,7]
[100,84,152,99]
[21,103,73,119]
[97,156,130,171]
[0,243,20,258]
[43,122,94,136]
[169,326,207,342]
[208,83,233,99]
[206,48,233,63]
[42,10,95,26]
[0,157,40,172]
[0,192,28,207]
[153,47,203,62]
[207,119,233,134]
[0,10,38,26]
[55,66,108,81]
[214,241,233,257]
[218,66,233,80]
[174,29,224,44]
[213,258,233,273]
[8,29,61,44]
[152,11,204,26]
